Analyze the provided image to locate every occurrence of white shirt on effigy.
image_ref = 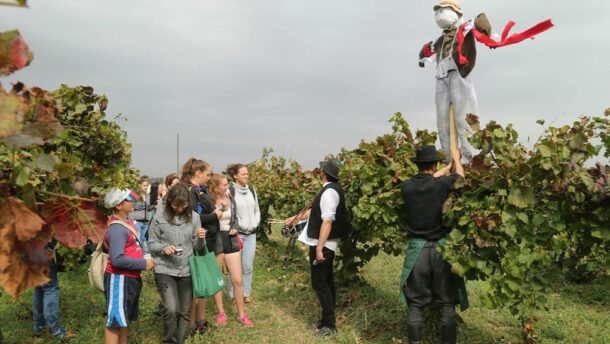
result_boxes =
[298,182,341,252]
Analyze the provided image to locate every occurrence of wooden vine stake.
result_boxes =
[449,103,459,153]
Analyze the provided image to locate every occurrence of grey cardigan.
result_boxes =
[148,203,205,277]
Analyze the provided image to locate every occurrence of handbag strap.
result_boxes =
[95,241,104,253]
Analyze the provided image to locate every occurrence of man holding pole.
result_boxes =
[399,146,467,344]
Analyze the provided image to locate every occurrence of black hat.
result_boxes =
[411,145,443,163]
[319,158,341,180]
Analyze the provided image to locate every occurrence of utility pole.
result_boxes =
[176,133,180,175]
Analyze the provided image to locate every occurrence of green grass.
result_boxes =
[1,232,609,343]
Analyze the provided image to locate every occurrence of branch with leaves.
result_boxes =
[0,30,138,297]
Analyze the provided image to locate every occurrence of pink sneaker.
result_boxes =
[237,313,253,327]
[216,312,227,326]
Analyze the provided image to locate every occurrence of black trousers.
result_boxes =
[404,243,458,343]
[155,274,193,344]
[309,246,336,328]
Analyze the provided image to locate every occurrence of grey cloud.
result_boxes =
[1,0,608,176]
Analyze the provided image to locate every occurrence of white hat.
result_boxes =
[104,188,132,208]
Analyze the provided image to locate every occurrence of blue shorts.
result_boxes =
[104,272,142,328]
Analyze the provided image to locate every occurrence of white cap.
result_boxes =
[104,188,132,208]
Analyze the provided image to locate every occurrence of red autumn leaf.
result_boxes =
[0,197,45,241]
[0,30,33,77]
[0,252,49,298]
[78,201,108,243]
[10,35,31,69]
[50,213,87,249]
[42,198,107,248]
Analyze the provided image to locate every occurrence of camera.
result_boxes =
[175,248,184,256]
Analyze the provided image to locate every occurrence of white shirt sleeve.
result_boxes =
[320,188,340,221]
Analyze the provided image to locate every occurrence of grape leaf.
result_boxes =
[0,253,49,298]
[22,237,52,265]
[78,201,107,243]
[48,213,88,249]
[0,92,26,139]
[0,222,16,253]
[32,152,58,171]
[42,198,107,248]
[0,252,9,271]
[0,30,33,77]
[507,187,536,209]
[21,95,63,141]
[2,133,44,148]
[0,197,45,241]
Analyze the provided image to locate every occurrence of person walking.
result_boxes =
[148,183,206,344]
[226,164,260,305]
[399,146,467,344]
[285,158,350,337]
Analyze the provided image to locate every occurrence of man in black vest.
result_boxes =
[400,146,464,344]
[285,158,349,337]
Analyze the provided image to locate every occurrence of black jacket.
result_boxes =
[400,173,458,241]
[188,185,238,239]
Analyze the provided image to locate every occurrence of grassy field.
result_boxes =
[1,232,609,344]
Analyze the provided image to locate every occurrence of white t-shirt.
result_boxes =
[298,182,341,251]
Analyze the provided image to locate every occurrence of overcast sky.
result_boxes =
[1,1,608,177]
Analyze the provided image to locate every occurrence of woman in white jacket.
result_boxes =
[226,164,260,304]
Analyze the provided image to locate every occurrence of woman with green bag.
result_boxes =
[148,183,206,344]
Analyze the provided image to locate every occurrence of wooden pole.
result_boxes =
[449,103,459,153]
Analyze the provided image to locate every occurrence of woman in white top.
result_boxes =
[226,164,260,305]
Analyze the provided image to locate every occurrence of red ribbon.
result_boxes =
[457,19,554,65]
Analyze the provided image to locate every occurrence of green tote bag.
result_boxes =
[189,245,225,298]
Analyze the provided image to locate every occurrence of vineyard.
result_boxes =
[248,112,610,342]
[1,3,610,343]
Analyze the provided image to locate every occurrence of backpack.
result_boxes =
[87,220,141,292]
[87,241,108,292]
[228,184,256,201]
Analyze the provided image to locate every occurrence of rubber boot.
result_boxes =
[440,324,457,344]
[407,325,423,344]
